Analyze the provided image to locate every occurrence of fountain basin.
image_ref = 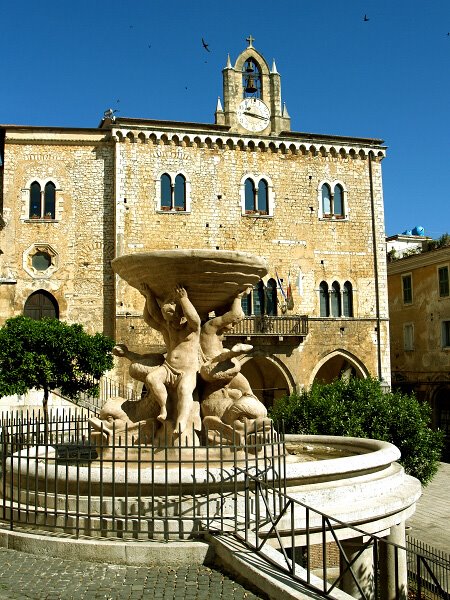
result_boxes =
[1,435,421,546]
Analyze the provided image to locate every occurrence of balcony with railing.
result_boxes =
[225,315,308,338]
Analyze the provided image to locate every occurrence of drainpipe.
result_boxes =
[368,152,383,381]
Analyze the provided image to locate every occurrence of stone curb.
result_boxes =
[0,527,214,567]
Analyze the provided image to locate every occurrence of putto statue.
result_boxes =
[90,250,270,449]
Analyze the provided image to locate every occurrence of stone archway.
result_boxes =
[240,355,294,409]
[24,290,59,320]
[311,350,368,386]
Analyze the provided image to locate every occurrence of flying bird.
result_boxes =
[202,38,210,52]
[363,14,369,22]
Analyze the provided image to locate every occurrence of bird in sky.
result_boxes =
[363,14,369,22]
[202,38,210,52]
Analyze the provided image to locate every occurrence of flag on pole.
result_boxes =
[275,270,287,300]
[286,271,294,310]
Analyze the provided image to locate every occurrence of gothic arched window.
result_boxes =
[24,290,59,320]
[334,184,344,217]
[257,179,269,215]
[343,281,353,317]
[174,174,186,211]
[265,278,277,315]
[331,281,341,317]
[29,181,42,218]
[245,178,256,213]
[44,182,56,219]
[241,290,252,316]
[159,173,187,211]
[319,281,330,317]
[160,173,172,210]
[321,184,332,216]
[253,280,265,316]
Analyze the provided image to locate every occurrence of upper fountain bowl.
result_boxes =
[112,250,268,317]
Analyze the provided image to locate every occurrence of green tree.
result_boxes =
[0,316,115,416]
[270,377,444,485]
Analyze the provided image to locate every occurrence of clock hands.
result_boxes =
[243,110,269,121]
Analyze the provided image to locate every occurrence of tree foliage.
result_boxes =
[269,377,444,485]
[0,316,115,410]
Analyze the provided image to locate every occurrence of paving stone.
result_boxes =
[0,546,270,600]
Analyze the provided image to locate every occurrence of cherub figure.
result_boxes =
[199,288,268,435]
[200,288,253,392]
[140,283,201,434]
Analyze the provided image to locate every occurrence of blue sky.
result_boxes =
[1,0,449,237]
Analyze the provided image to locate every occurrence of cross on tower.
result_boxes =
[246,34,255,48]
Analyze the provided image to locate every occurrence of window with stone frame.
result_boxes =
[438,266,449,298]
[244,177,268,215]
[241,175,273,216]
[402,274,413,304]
[29,181,56,219]
[320,279,354,317]
[403,323,414,351]
[158,173,187,212]
[320,182,346,219]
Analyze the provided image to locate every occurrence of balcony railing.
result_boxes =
[226,315,308,337]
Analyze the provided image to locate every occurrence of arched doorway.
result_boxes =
[240,356,293,409]
[24,290,59,320]
[312,350,368,385]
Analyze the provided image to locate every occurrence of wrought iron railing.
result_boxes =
[0,412,448,598]
[407,536,450,599]
[225,315,308,337]
[0,412,285,541]
[234,469,450,599]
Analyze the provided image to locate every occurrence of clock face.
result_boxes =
[237,98,270,132]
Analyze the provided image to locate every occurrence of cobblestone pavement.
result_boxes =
[0,548,266,600]
[407,461,450,555]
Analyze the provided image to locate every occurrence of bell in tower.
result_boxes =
[217,36,291,134]
[243,59,260,97]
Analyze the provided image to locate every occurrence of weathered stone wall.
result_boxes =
[0,124,390,398]
[0,130,115,336]
[113,131,390,391]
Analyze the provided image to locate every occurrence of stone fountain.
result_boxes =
[89,249,273,457]
[0,250,421,599]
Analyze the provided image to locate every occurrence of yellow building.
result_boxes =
[0,39,390,406]
[387,240,450,459]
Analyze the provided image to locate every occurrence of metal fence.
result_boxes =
[226,315,308,337]
[0,412,448,599]
[0,411,286,541]
[407,536,450,599]
[236,469,450,600]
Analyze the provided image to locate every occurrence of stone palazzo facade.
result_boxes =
[0,39,390,405]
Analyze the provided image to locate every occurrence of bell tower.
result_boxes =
[215,35,291,135]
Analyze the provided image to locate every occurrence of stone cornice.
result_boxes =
[0,122,386,157]
[112,124,386,159]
